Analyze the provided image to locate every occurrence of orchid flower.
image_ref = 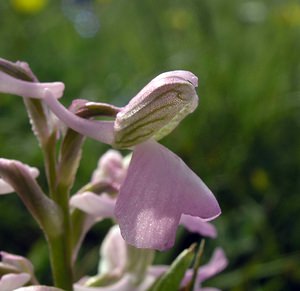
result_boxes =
[0,252,64,291]
[0,251,38,283]
[0,162,39,195]
[69,149,128,260]
[0,273,31,291]
[0,251,39,291]
[74,225,157,291]
[74,225,227,291]
[0,68,221,250]
[70,150,132,221]
[90,149,128,189]
[0,254,68,291]
[71,150,217,239]
[70,150,123,221]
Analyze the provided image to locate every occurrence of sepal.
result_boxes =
[0,273,30,291]
[0,158,62,237]
[114,70,199,148]
[0,251,38,284]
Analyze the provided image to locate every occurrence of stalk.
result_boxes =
[49,182,74,290]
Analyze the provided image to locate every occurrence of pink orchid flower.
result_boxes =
[0,251,39,290]
[74,225,156,291]
[0,252,64,291]
[74,225,227,291]
[0,68,221,250]
[0,273,31,291]
[71,150,217,239]
[0,251,37,282]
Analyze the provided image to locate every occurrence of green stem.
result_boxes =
[47,231,73,290]
[50,183,74,290]
[41,130,74,289]
[41,131,74,289]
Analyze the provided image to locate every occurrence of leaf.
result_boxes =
[186,239,205,291]
[148,244,196,291]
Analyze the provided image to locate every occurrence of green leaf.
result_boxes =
[148,244,196,291]
[186,239,205,291]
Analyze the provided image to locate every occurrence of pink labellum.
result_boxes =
[115,140,221,250]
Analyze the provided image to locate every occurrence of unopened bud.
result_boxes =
[113,71,198,148]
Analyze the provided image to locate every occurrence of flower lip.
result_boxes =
[115,140,221,250]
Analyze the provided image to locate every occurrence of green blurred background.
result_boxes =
[0,0,300,290]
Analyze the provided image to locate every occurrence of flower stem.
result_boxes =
[47,233,73,290]
[49,182,74,290]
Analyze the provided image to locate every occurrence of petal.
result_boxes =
[115,140,220,250]
[91,150,126,187]
[74,274,134,291]
[74,274,156,291]
[179,214,217,238]
[0,273,30,290]
[151,70,198,87]
[180,269,193,288]
[198,248,228,282]
[99,225,127,276]
[0,179,15,195]
[70,192,115,218]
[114,71,199,148]
[43,89,115,145]
[0,71,64,99]
[0,251,35,278]
[181,249,227,291]
[15,287,64,291]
